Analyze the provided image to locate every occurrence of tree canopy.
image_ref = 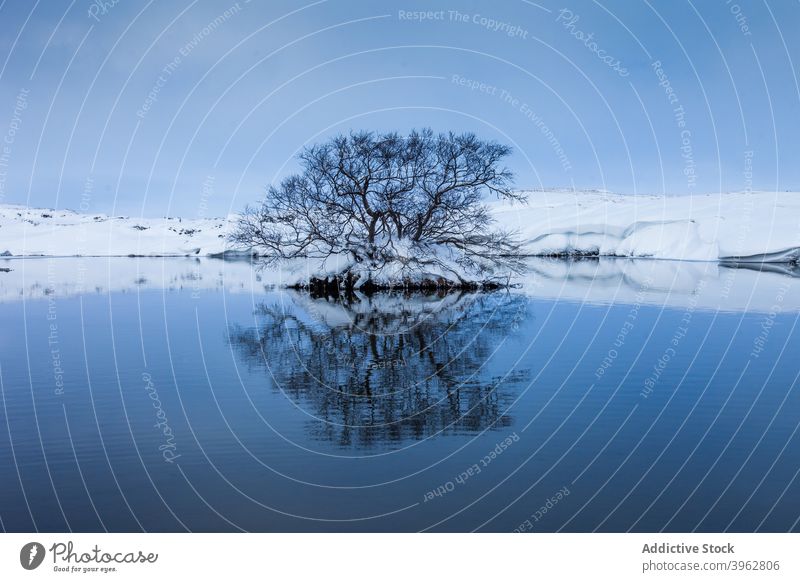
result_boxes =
[231,129,525,287]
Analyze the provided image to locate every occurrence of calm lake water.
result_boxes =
[0,257,798,532]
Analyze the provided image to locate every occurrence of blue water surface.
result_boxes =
[0,257,798,532]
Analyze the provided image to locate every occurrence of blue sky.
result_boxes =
[0,0,798,217]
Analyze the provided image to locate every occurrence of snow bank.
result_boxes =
[0,205,230,257]
[494,190,800,262]
[1,190,798,265]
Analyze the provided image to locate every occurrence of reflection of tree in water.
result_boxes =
[229,291,531,448]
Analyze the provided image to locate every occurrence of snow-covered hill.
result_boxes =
[0,204,230,257]
[1,190,798,263]
[494,190,800,263]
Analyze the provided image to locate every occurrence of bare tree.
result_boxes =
[230,129,526,288]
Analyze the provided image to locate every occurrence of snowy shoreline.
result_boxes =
[2,190,798,264]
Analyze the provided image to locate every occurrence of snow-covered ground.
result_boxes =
[494,190,800,263]
[1,190,798,263]
[0,204,230,257]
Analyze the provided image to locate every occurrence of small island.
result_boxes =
[229,128,527,293]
